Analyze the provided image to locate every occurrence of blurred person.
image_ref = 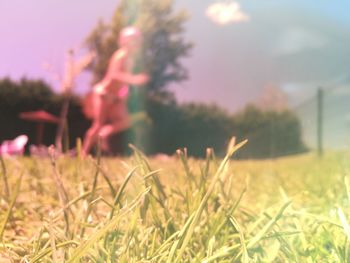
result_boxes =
[82,26,149,156]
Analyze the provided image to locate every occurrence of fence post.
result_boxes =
[317,87,324,157]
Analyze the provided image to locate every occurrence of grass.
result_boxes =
[0,142,349,262]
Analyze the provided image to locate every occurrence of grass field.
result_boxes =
[0,141,350,262]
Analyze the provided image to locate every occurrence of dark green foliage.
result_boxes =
[0,78,306,158]
[0,78,89,149]
[145,97,234,156]
[0,78,56,146]
[233,105,308,158]
[145,99,307,158]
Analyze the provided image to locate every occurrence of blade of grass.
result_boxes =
[47,215,58,263]
[247,200,291,249]
[166,213,196,263]
[130,144,166,201]
[93,161,116,197]
[206,236,215,258]
[52,190,95,220]
[338,207,350,240]
[173,139,248,262]
[80,151,102,237]
[49,146,71,237]
[0,172,23,241]
[345,176,350,202]
[212,184,247,237]
[29,241,79,263]
[201,244,241,263]
[0,156,9,198]
[177,148,197,188]
[229,216,249,262]
[110,166,138,219]
[67,186,150,263]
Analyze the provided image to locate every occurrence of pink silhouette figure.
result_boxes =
[82,26,149,156]
[0,135,28,156]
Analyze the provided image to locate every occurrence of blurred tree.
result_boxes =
[0,78,307,158]
[0,78,90,149]
[256,84,289,112]
[0,78,54,113]
[233,105,307,158]
[85,0,192,96]
[0,78,56,146]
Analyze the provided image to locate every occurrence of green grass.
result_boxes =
[0,144,349,262]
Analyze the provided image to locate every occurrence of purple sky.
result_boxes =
[1,0,350,112]
[0,0,117,93]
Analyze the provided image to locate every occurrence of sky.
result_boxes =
[174,0,350,110]
[1,0,350,112]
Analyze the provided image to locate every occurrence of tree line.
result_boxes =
[0,78,306,158]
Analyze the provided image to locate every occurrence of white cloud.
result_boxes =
[206,1,250,26]
[274,27,329,55]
